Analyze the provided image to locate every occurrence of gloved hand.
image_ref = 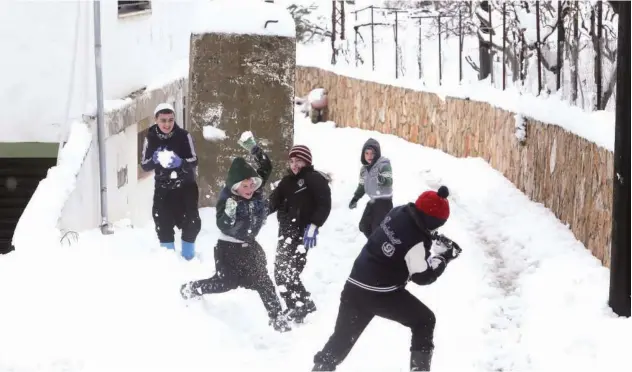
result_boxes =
[432,233,452,255]
[167,153,183,168]
[303,224,319,249]
[152,147,163,164]
[238,133,257,153]
[377,168,392,185]
[224,198,238,222]
[430,232,461,263]
[349,198,358,209]
[251,144,263,157]
[439,241,462,264]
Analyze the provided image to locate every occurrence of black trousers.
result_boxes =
[152,182,201,243]
[358,198,393,239]
[190,240,283,319]
[313,282,436,370]
[274,227,310,310]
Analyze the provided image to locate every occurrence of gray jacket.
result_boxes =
[353,138,393,201]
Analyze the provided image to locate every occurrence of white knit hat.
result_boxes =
[154,103,175,116]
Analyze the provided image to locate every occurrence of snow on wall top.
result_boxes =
[296,50,615,153]
[191,0,296,38]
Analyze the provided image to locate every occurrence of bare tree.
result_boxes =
[383,1,431,9]
[331,0,618,110]
[287,3,331,43]
[569,0,580,103]
[476,1,493,80]
[579,0,618,109]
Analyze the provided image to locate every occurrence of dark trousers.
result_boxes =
[152,182,201,243]
[190,240,283,319]
[359,198,393,239]
[313,282,436,370]
[274,227,310,310]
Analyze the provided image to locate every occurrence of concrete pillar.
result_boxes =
[188,16,296,207]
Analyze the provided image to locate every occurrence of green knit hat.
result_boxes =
[226,157,261,190]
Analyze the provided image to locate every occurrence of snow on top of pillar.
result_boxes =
[192,0,296,38]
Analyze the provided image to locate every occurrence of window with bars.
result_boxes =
[118,1,151,16]
[136,117,153,180]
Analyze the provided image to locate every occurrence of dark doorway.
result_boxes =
[0,157,58,254]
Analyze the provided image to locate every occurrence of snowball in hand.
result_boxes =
[238,131,257,151]
[203,126,227,142]
[240,131,254,142]
[157,150,176,168]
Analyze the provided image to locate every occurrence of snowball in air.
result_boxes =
[203,126,227,142]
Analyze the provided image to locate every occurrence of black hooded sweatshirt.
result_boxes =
[140,124,198,190]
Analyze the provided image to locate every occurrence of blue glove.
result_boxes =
[303,224,319,249]
[167,153,183,168]
[152,147,163,164]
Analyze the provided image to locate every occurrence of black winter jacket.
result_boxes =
[347,203,454,292]
[140,124,198,190]
[268,165,332,235]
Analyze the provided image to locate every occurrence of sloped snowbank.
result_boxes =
[11,121,92,251]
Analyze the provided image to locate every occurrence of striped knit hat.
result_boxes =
[289,145,312,165]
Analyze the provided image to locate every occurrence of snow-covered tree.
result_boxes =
[287,2,331,43]
[468,0,617,109]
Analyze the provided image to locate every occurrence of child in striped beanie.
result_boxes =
[268,144,332,323]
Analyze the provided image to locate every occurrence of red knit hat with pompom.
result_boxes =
[415,186,450,220]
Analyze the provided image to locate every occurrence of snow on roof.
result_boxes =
[191,0,296,38]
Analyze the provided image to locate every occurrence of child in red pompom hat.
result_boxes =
[312,185,461,372]
[414,185,450,231]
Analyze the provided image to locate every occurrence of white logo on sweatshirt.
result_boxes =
[380,216,402,246]
[382,242,395,257]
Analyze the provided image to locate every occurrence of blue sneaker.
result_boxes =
[181,240,195,261]
[161,242,175,250]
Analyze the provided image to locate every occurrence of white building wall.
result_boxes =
[0,0,203,232]
[59,84,187,233]
[0,0,201,143]
[4,0,295,234]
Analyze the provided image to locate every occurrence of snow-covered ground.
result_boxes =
[0,110,629,372]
